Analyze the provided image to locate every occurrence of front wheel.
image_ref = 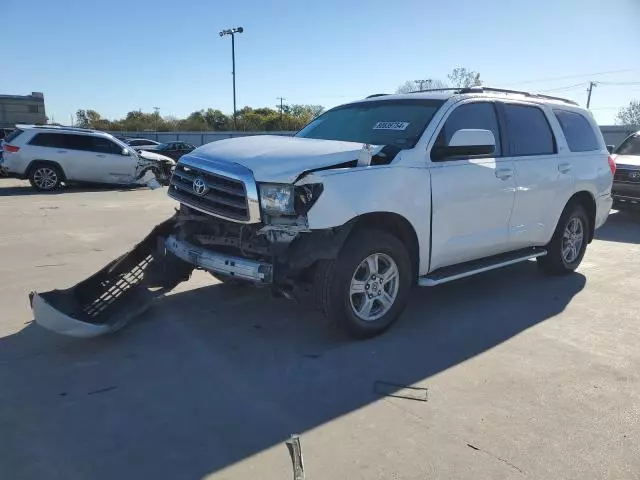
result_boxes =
[314,229,412,338]
[537,203,589,275]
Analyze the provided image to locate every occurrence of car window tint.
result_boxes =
[436,102,501,157]
[503,104,555,156]
[29,132,65,148]
[553,110,599,152]
[89,137,121,154]
[615,134,640,156]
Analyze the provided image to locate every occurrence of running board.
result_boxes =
[419,247,547,287]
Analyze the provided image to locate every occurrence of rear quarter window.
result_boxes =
[4,129,24,143]
[553,110,600,152]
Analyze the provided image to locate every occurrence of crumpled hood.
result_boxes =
[613,154,640,168]
[184,135,382,183]
[138,150,175,164]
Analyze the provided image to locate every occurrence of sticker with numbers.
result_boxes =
[373,121,410,130]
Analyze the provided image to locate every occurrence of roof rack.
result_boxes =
[408,86,579,106]
[365,93,389,98]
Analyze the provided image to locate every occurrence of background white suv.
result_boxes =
[1,126,175,191]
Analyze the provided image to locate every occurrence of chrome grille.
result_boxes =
[169,163,249,221]
[614,168,640,184]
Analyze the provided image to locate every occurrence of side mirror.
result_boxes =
[121,148,130,156]
[607,145,615,154]
[432,129,496,161]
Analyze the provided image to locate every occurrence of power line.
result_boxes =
[539,82,588,93]
[504,69,637,87]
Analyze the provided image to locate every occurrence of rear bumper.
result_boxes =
[612,182,640,204]
[165,235,273,283]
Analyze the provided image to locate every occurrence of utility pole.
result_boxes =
[414,79,430,91]
[219,27,244,130]
[277,97,286,129]
[153,107,160,131]
[586,81,598,109]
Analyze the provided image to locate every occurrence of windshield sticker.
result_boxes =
[373,121,409,131]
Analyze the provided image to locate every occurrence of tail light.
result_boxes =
[608,155,616,175]
[3,144,19,153]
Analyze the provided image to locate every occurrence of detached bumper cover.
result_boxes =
[165,235,273,283]
[29,215,193,337]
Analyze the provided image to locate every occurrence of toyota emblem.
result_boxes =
[192,177,209,196]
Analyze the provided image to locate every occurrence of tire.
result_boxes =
[313,229,412,338]
[537,203,589,275]
[28,163,63,191]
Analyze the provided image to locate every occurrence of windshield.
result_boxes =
[615,134,640,156]
[155,143,168,150]
[296,99,444,149]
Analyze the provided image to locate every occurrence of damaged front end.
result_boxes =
[30,204,350,337]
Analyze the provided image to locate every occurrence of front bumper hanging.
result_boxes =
[29,215,193,337]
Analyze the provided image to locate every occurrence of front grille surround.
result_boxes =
[168,156,261,224]
[614,167,640,184]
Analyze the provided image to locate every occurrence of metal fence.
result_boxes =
[112,126,638,148]
[111,131,295,146]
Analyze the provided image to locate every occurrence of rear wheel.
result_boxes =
[537,203,589,275]
[314,229,412,338]
[29,164,62,191]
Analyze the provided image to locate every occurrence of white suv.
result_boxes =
[1,125,175,190]
[31,87,615,339]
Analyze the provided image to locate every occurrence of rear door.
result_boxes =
[27,132,84,179]
[429,100,516,270]
[500,102,573,248]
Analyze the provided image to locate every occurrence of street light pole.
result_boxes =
[219,27,244,130]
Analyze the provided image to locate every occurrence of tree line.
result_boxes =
[73,65,640,131]
[74,104,324,132]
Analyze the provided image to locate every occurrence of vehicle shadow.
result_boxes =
[0,263,586,480]
[0,182,147,197]
[594,209,640,244]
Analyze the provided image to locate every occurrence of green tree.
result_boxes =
[616,100,640,126]
[447,67,482,88]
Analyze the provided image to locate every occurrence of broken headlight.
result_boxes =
[259,183,295,216]
[294,183,324,215]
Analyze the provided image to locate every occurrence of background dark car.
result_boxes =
[612,131,640,209]
[144,141,195,160]
[124,138,161,150]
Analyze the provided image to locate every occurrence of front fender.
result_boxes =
[303,165,432,274]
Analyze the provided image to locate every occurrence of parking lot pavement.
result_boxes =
[0,178,639,480]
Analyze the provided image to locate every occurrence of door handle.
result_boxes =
[495,168,513,180]
[97,154,106,158]
[558,162,571,174]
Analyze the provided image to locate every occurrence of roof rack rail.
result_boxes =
[31,125,99,133]
[365,93,388,98]
[408,86,578,106]
[457,86,579,106]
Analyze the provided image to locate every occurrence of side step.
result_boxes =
[419,247,547,287]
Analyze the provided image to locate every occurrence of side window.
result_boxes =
[553,110,600,152]
[503,104,556,156]
[59,134,93,151]
[432,102,501,160]
[88,137,121,154]
[29,133,64,148]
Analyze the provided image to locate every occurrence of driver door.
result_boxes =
[428,101,516,271]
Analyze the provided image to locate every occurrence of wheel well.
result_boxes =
[26,160,66,180]
[350,212,420,280]
[568,191,596,243]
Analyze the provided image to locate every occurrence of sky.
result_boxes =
[2,0,639,125]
